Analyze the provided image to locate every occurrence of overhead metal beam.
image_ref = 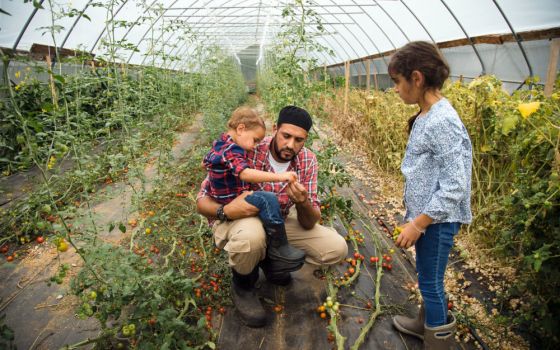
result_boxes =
[491,0,533,77]
[13,0,46,51]
[440,0,486,75]
[163,12,364,17]
[372,0,409,42]
[166,1,347,70]
[399,0,436,43]
[162,5,380,10]
[61,0,94,49]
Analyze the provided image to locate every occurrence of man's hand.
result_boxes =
[286,181,308,204]
[223,191,259,220]
[395,223,422,249]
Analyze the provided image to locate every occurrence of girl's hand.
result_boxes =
[395,223,423,249]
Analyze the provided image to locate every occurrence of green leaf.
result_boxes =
[32,0,44,9]
[206,341,216,349]
[53,74,65,83]
[108,223,115,232]
[118,223,126,233]
[501,114,518,135]
[197,316,206,328]
[533,259,542,272]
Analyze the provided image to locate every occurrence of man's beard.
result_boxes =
[272,138,297,161]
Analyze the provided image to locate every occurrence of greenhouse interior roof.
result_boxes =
[1,0,560,87]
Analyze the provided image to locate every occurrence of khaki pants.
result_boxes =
[213,211,348,275]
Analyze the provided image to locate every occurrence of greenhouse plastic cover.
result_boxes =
[1,0,559,85]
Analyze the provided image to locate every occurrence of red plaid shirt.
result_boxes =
[197,136,320,218]
[202,133,251,204]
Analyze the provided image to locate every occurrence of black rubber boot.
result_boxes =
[259,258,292,286]
[231,267,266,327]
[264,224,305,273]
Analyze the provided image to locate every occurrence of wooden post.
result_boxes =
[366,59,371,92]
[323,65,328,106]
[372,60,379,90]
[358,62,362,88]
[45,55,58,108]
[344,61,350,117]
[544,38,560,97]
[344,61,350,116]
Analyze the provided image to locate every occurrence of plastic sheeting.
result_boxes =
[1,0,559,84]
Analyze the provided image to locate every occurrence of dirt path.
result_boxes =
[0,116,203,350]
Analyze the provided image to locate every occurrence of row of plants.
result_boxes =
[309,76,559,348]
[66,52,247,349]
[1,22,249,348]
[0,56,198,246]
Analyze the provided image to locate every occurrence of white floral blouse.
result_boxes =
[401,98,473,224]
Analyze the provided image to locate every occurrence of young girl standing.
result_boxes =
[389,42,472,349]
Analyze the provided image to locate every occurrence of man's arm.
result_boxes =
[196,191,259,220]
[286,182,321,229]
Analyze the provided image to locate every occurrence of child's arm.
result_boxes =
[239,169,297,184]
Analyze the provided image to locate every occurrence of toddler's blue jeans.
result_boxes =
[243,191,283,226]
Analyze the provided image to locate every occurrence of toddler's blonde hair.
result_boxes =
[227,106,265,130]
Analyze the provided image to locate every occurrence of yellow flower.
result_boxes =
[14,85,20,91]
[517,101,541,119]
[15,71,21,79]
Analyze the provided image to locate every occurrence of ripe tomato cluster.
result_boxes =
[345,227,365,244]
[316,296,339,320]
[368,252,393,271]
[1,244,14,262]
[198,302,226,330]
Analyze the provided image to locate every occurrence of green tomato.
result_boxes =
[41,204,52,214]
[89,291,97,300]
[122,326,130,337]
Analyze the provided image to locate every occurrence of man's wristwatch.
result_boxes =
[216,205,229,222]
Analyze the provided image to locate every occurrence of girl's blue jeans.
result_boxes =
[415,222,460,327]
[243,191,283,226]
